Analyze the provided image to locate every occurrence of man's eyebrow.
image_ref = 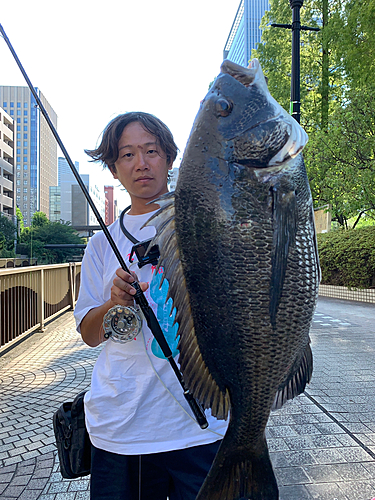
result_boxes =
[118,141,158,152]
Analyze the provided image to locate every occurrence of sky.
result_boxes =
[0,0,241,211]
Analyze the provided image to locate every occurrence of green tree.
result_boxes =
[0,214,16,257]
[306,86,375,228]
[328,0,375,90]
[254,0,375,227]
[19,220,84,264]
[16,207,24,234]
[31,211,49,228]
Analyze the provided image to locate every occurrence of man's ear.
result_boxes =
[109,165,118,179]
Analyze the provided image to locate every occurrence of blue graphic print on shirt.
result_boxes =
[149,269,179,359]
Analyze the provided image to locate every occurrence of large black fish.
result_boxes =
[146,59,320,500]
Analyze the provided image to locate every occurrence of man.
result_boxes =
[74,112,228,500]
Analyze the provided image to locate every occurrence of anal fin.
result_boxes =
[272,343,313,410]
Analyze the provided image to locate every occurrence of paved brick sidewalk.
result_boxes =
[0,300,375,499]
[0,312,100,499]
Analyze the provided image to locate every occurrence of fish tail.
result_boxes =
[196,434,278,500]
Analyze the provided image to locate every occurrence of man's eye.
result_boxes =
[122,152,133,158]
[148,149,158,155]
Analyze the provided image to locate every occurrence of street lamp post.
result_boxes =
[290,0,304,123]
[271,0,319,124]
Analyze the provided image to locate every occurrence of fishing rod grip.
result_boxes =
[184,391,208,429]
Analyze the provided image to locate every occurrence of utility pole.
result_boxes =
[272,0,319,123]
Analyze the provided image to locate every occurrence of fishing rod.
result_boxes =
[0,23,208,429]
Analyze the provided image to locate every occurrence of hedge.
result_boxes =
[316,226,375,289]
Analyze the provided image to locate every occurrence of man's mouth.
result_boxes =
[135,176,153,182]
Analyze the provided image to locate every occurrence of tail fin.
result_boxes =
[196,436,278,500]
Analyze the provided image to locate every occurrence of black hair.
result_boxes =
[85,112,178,171]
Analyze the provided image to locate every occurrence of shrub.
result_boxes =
[316,226,375,289]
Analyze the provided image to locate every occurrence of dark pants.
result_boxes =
[90,440,221,500]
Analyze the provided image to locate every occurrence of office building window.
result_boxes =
[23,196,27,201]
[16,196,20,202]
[23,188,28,193]
[10,102,14,107]
[17,118,20,123]
[24,126,28,131]
[17,141,21,147]
[17,126,21,131]
[24,110,28,116]
[17,102,21,108]
[17,157,20,162]
[23,157,28,162]
[24,172,28,177]
[23,149,28,154]
[2,102,6,107]
[23,133,28,139]
[24,102,28,108]
[17,133,21,139]
[17,164,21,170]
[24,180,28,185]
[17,172,20,178]
[24,118,28,124]
[24,141,28,147]
[17,110,21,115]
[17,148,21,154]
[16,180,20,186]
[17,188,20,193]
[10,110,14,116]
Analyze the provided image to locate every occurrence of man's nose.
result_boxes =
[136,153,148,169]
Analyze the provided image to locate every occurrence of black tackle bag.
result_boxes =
[53,391,91,479]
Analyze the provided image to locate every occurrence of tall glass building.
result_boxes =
[0,87,57,227]
[223,0,270,67]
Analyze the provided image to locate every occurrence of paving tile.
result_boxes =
[333,462,373,480]
[75,492,90,500]
[275,466,312,486]
[18,489,43,500]
[1,484,26,497]
[303,463,342,482]
[8,473,32,486]
[306,482,350,500]
[338,480,375,500]
[279,484,313,500]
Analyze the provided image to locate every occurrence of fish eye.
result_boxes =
[216,99,232,117]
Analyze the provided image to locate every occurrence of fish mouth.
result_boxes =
[220,59,308,166]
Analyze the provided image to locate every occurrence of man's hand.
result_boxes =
[110,268,149,306]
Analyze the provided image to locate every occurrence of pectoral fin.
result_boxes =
[269,186,297,328]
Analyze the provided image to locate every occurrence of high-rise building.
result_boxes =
[169,167,179,191]
[58,156,79,186]
[0,107,14,218]
[223,0,270,66]
[52,157,80,223]
[0,87,57,227]
[104,185,115,225]
[71,175,105,228]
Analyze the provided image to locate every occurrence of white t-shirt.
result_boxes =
[74,211,228,455]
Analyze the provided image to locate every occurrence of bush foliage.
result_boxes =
[317,226,375,289]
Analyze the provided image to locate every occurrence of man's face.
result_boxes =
[112,121,172,211]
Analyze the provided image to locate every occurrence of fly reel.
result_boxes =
[103,305,143,343]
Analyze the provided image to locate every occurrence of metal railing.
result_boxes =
[0,262,81,350]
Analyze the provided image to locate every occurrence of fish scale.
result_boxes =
[146,58,319,500]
